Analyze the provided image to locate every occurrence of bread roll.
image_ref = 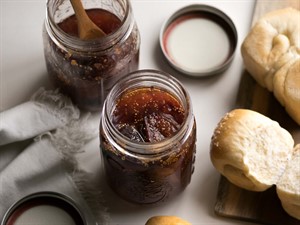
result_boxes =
[210,109,294,191]
[276,144,300,220]
[273,60,300,126]
[145,216,191,225]
[241,8,300,125]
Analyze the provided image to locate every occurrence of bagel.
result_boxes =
[241,8,300,125]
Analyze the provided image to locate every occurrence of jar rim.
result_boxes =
[102,69,194,157]
[45,0,132,51]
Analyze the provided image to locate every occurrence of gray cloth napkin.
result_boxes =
[0,88,109,224]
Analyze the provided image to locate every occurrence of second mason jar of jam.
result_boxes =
[100,70,197,204]
[43,0,140,111]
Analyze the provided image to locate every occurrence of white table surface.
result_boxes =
[1,0,258,224]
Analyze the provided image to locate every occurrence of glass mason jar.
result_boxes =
[100,69,197,204]
[43,0,140,111]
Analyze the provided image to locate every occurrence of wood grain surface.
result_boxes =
[214,0,300,224]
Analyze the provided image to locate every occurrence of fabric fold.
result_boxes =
[0,88,80,146]
[0,88,109,224]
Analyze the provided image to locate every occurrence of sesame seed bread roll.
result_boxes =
[241,8,300,125]
[210,109,294,192]
[276,144,300,220]
[145,216,191,225]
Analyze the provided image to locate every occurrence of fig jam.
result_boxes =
[100,70,196,204]
[43,0,140,111]
[112,87,185,143]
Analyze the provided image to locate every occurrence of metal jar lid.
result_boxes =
[1,192,86,225]
[160,4,238,77]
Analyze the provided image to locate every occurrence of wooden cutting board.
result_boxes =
[214,0,300,224]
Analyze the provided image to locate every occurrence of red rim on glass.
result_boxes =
[1,192,86,225]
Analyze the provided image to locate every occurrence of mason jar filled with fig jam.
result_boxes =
[43,0,140,111]
[100,70,197,204]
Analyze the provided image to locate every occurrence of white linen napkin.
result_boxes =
[0,88,109,224]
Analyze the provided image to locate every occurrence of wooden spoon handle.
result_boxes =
[70,0,106,39]
[70,0,91,27]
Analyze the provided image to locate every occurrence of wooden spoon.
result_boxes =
[70,0,106,40]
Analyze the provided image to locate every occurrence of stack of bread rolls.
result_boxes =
[210,109,300,220]
[211,7,300,220]
[241,8,300,125]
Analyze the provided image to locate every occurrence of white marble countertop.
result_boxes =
[1,0,258,224]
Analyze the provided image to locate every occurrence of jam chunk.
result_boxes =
[112,87,185,142]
